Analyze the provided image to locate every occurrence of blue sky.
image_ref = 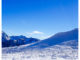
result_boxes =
[2,0,78,39]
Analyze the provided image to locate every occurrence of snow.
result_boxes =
[2,45,78,60]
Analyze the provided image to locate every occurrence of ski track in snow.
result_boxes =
[2,45,78,60]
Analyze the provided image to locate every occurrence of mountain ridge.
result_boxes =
[2,32,39,47]
[26,28,78,49]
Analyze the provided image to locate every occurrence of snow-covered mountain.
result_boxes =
[2,32,39,47]
[2,32,10,41]
[2,28,78,60]
[2,32,11,47]
[26,28,78,49]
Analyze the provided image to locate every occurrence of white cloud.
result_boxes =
[26,31,53,39]
[32,31,44,34]
[26,31,44,37]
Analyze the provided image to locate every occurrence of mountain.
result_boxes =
[2,28,78,60]
[10,36,39,46]
[2,31,10,42]
[2,32,11,47]
[27,28,78,49]
[2,32,39,47]
[2,28,78,48]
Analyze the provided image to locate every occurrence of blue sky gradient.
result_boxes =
[2,0,78,39]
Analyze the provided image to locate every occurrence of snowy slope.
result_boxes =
[26,28,78,49]
[2,43,78,60]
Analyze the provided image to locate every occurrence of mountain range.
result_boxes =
[2,32,39,47]
[2,28,78,60]
[2,28,78,48]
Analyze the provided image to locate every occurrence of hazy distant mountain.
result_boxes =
[28,28,78,49]
[2,32,39,47]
